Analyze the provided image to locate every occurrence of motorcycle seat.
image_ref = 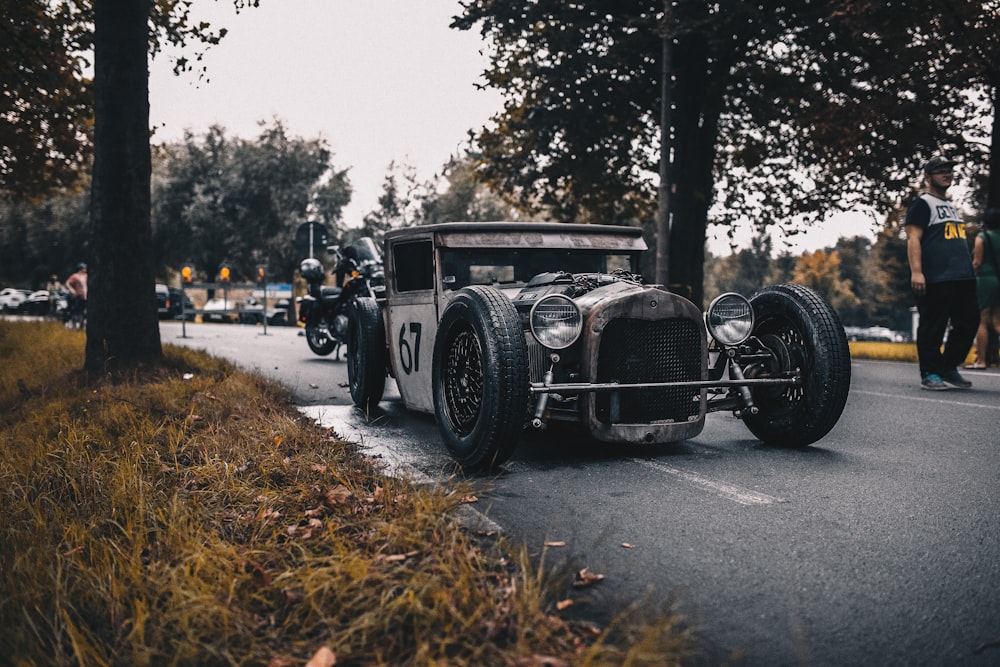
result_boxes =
[320,286,342,298]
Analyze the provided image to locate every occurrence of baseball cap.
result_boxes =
[923,156,957,173]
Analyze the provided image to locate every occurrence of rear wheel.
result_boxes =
[742,284,851,446]
[305,320,337,356]
[432,286,529,471]
[347,297,386,412]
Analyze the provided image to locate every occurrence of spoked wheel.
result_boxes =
[346,297,386,413]
[742,284,851,447]
[432,286,529,471]
[305,322,338,356]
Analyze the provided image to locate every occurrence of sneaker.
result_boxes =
[940,369,972,389]
[921,373,949,391]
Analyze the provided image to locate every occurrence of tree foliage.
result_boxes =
[152,120,351,282]
[0,188,90,286]
[454,0,1000,306]
[420,153,522,225]
[1,0,235,202]
[1,1,91,199]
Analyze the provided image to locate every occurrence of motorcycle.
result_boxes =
[298,237,385,359]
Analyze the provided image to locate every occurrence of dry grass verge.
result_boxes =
[0,320,693,666]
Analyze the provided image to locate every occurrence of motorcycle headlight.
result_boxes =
[706,292,754,346]
[530,294,582,349]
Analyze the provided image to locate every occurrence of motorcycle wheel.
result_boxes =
[305,324,338,356]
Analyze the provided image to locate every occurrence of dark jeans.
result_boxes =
[915,280,979,376]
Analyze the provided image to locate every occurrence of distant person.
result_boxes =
[45,273,63,316]
[905,156,978,390]
[968,207,1000,368]
[65,262,88,317]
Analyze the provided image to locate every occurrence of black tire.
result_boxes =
[432,285,529,471]
[305,322,338,356]
[347,296,387,412]
[742,283,851,447]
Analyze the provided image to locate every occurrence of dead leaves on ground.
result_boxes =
[573,567,606,588]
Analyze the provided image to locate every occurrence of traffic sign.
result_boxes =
[295,221,330,257]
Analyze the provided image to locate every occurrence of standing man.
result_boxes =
[905,156,979,390]
[65,262,88,318]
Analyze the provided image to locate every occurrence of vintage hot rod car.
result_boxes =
[344,222,851,470]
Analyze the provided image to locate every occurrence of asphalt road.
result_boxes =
[161,321,1000,666]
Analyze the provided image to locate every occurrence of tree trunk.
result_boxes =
[989,79,1000,209]
[667,31,722,309]
[86,0,162,371]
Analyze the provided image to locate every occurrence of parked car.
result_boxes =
[168,287,196,321]
[202,297,240,323]
[0,288,32,312]
[344,222,851,471]
[18,289,67,316]
[844,325,907,342]
[155,284,170,318]
[238,297,290,326]
[155,284,195,320]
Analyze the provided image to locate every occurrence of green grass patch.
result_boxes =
[0,320,693,666]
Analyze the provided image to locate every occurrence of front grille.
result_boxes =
[595,318,701,424]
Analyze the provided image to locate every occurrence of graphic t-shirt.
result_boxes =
[905,193,975,283]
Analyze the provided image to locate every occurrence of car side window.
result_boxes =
[392,240,434,292]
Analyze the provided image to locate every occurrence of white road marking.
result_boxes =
[851,389,1000,410]
[633,459,786,506]
[300,405,786,509]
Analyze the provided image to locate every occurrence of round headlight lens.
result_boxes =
[530,294,582,349]
[706,292,754,346]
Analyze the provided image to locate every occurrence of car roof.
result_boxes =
[384,222,647,251]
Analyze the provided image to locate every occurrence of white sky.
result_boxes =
[147,0,877,255]
[148,0,501,232]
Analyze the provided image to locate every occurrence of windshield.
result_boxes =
[439,248,638,290]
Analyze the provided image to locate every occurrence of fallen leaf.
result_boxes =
[309,383,319,389]
[375,549,420,565]
[573,567,606,588]
[555,599,574,611]
[621,542,636,549]
[204,391,217,400]
[460,495,478,504]
[544,541,566,548]
[512,655,569,667]
[325,485,354,506]
[305,646,336,667]
[283,588,305,605]
[272,435,284,447]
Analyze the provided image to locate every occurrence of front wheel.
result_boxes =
[742,284,851,447]
[432,286,529,471]
[346,297,386,413]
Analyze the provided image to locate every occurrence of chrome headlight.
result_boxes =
[706,292,754,346]
[530,294,582,349]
